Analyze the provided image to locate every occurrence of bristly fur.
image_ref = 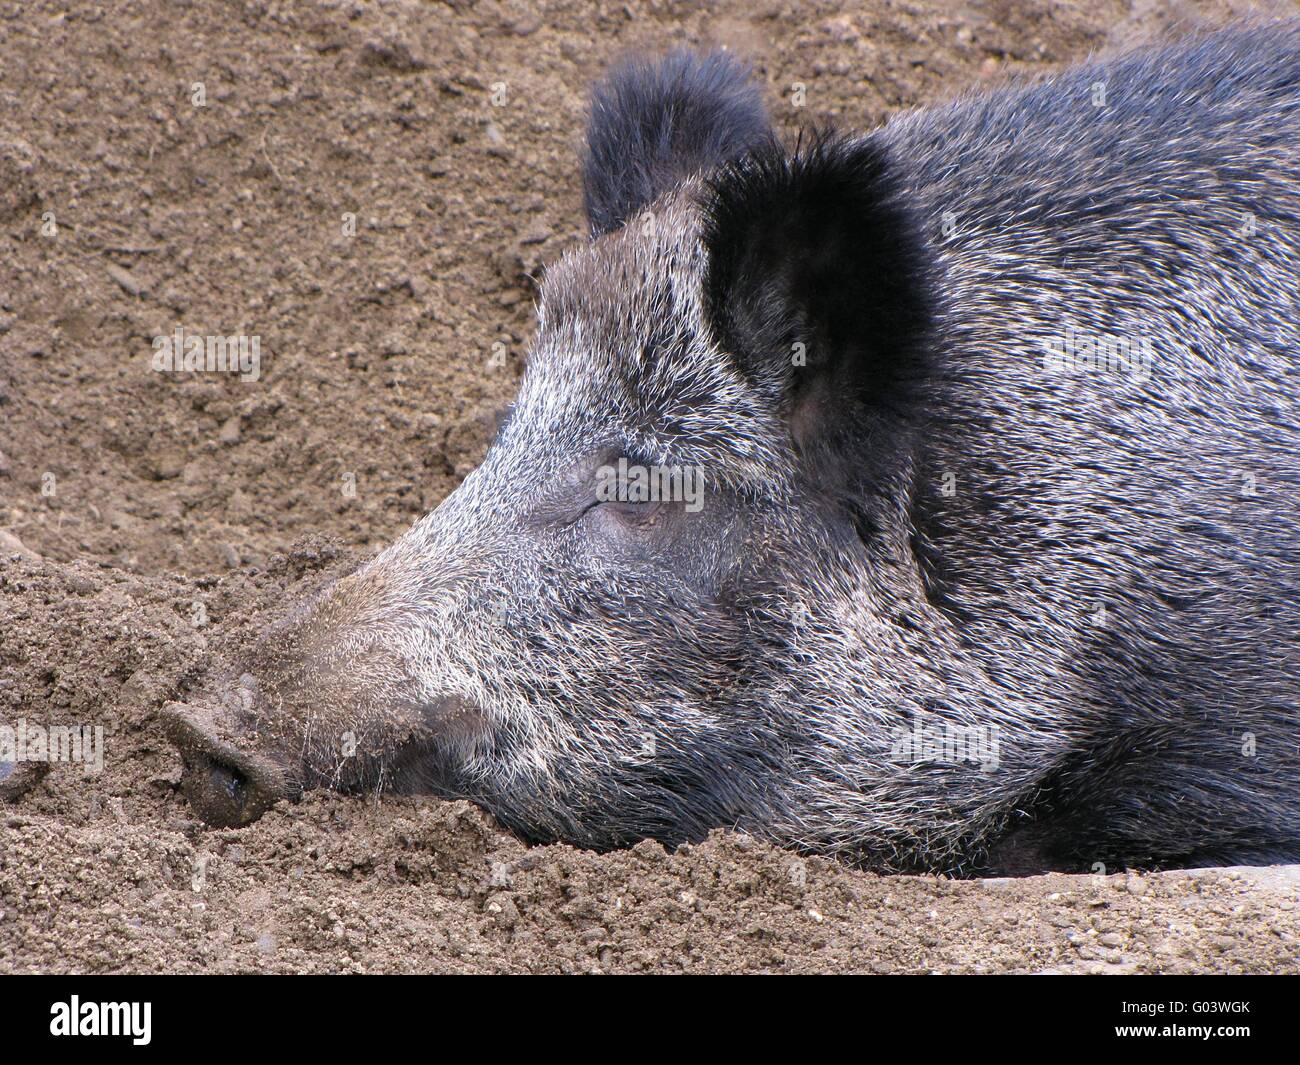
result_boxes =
[582,49,774,237]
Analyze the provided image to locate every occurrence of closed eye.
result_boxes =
[599,497,664,522]
[564,494,662,528]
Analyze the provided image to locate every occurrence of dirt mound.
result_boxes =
[2,0,1296,973]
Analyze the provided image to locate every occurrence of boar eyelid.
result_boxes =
[569,496,603,526]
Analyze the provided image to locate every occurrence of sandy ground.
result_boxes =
[2,0,1297,973]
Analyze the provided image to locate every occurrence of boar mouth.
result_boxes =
[162,702,300,828]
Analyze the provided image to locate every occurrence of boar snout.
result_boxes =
[162,702,299,827]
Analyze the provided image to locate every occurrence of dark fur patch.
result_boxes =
[702,132,937,434]
[582,49,774,237]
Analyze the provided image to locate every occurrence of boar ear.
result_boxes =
[582,50,775,237]
[703,133,935,453]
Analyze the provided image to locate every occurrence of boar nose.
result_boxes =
[161,702,297,827]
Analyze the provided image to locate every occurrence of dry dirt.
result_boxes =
[2,0,1297,974]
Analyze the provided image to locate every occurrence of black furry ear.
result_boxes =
[582,50,774,237]
[703,133,935,447]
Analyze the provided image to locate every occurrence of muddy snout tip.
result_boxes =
[161,702,299,828]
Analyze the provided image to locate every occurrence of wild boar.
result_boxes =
[166,25,1300,874]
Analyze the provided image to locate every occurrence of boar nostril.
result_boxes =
[186,750,267,827]
[162,702,298,828]
[209,759,249,807]
[176,749,260,827]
